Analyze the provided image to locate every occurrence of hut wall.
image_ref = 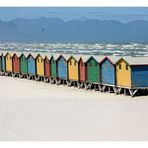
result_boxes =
[28,55,36,75]
[116,59,131,88]
[50,58,57,78]
[57,57,67,80]
[2,55,5,72]
[101,59,115,85]
[6,53,12,72]
[13,54,20,73]
[0,56,2,71]
[87,58,100,83]
[79,59,86,82]
[131,65,148,88]
[36,56,44,76]
[68,57,79,81]
[20,54,28,74]
[45,57,50,77]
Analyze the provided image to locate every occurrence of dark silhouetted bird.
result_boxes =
[42,28,45,32]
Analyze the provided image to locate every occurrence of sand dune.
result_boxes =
[0,76,148,140]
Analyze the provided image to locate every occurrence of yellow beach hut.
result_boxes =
[116,57,131,88]
[67,55,80,84]
[36,53,45,77]
[5,52,13,73]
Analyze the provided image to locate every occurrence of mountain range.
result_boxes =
[0,17,148,43]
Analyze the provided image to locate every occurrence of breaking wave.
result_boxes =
[0,42,148,57]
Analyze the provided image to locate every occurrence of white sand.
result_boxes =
[0,76,148,141]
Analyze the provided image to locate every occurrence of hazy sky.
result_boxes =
[0,7,148,22]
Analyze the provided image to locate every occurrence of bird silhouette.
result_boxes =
[42,28,45,32]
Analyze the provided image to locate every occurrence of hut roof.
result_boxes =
[56,54,70,61]
[121,56,148,65]
[68,55,80,62]
[86,55,104,63]
[100,56,121,64]
[79,55,90,62]
[1,50,148,65]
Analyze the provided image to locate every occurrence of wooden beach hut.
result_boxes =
[19,53,28,77]
[100,56,119,92]
[85,56,103,90]
[57,54,69,84]
[27,53,37,79]
[0,54,2,72]
[116,57,148,97]
[1,53,6,73]
[36,53,45,79]
[44,55,51,78]
[5,52,13,75]
[50,54,59,84]
[67,55,80,87]
[12,53,20,76]
[86,56,100,84]
[78,55,89,88]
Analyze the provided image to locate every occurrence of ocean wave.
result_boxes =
[0,42,148,57]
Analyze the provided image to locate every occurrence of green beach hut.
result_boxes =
[19,53,28,75]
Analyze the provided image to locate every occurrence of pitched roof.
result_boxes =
[100,56,120,64]
[122,56,148,65]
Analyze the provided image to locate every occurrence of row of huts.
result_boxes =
[0,50,148,97]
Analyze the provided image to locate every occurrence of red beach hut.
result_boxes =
[79,55,89,82]
[12,53,20,74]
[44,55,51,78]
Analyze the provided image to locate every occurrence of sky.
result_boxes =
[0,7,148,22]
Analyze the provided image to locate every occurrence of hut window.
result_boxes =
[126,64,129,70]
[38,59,40,63]
[70,61,72,65]
[119,64,122,69]
[74,61,76,66]
[90,63,92,67]
[81,62,83,67]
[9,57,11,60]
[110,64,112,68]
[7,57,8,60]
[95,63,97,67]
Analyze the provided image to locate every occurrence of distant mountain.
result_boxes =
[0,17,148,43]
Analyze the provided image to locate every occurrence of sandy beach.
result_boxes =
[0,76,148,140]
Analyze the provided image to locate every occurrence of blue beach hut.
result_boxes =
[57,55,69,80]
[100,56,119,86]
[122,56,148,88]
[1,53,6,72]
[27,53,36,76]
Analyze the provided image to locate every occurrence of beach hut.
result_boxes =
[5,52,13,75]
[36,54,45,78]
[1,53,6,73]
[50,54,59,79]
[19,53,28,77]
[79,55,88,82]
[44,55,51,78]
[100,56,119,92]
[57,55,69,84]
[0,54,2,72]
[78,55,89,88]
[12,53,20,76]
[86,56,100,84]
[27,53,36,79]
[67,55,80,86]
[116,57,148,97]
[85,56,103,90]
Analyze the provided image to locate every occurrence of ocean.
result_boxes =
[0,42,148,57]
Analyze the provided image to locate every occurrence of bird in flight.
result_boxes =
[42,28,45,32]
